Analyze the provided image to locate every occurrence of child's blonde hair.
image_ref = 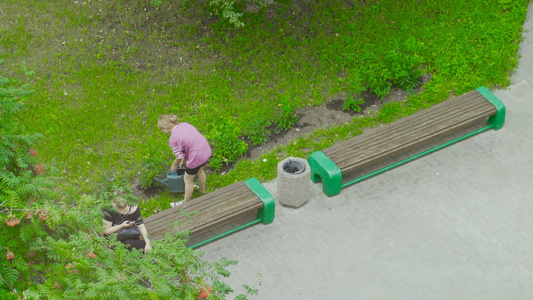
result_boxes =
[157,115,179,130]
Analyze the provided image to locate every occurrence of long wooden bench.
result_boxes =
[308,86,506,197]
[144,178,275,248]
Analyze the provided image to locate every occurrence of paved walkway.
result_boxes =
[200,4,533,299]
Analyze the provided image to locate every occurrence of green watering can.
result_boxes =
[153,168,185,193]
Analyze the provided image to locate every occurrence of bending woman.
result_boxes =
[102,197,152,253]
[157,115,212,204]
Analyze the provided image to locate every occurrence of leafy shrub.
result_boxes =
[385,48,424,93]
[0,65,56,297]
[207,118,248,171]
[152,0,270,27]
[274,96,299,134]
[360,42,424,99]
[342,96,365,113]
[245,117,272,146]
[359,51,393,99]
[139,145,169,189]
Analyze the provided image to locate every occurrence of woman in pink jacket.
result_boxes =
[157,115,212,205]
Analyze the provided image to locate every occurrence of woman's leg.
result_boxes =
[183,173,196,202]
[197,166,206,194]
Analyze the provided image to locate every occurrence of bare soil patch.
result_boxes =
[245,73,433,160]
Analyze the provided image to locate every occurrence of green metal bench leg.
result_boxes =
[476,86,506,130]
[245,178,275,224]
[307,151,342,197]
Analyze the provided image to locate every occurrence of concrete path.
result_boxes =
[512,1,533,85]
[200,3,533,299]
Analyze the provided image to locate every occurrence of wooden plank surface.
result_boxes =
[323,90,496,173]
[144,181,263,241]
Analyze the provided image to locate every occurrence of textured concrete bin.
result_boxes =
[277,157,310,208]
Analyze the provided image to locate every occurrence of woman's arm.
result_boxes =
[102,219,133,236]
[171,157,182,171]
[137,223,152,252]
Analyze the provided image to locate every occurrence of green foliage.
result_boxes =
[375,101,406,124]
[274,95,299,134]
[5,0,527,192]
[28,225,239,299]
[94,172,140,205]
[151,0,270,27]
[359,43,424,99]
[207,118,248,171]
[498,0,514,11]
[385,48,425,93]
[342,96,365,113]
[139,145,169,189]
[245,117,272,146]
[0,67,56,296]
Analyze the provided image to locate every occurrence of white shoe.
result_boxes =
[170,201,184,208]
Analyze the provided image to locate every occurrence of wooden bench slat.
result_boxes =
[144,182,248,223]
[145,189,258,236]
[324,92,495,163]
[325,91,494,157]
[325,91,491,153]
[184,201,264,233]
[148,197,263,239]
[146,196,256,234]
[330,103,496,168]
[144,179,275,245]
[339,115,489,173]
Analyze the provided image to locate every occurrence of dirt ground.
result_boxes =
[246,73,433,160]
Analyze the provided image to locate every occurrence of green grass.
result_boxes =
[0,0,529,216]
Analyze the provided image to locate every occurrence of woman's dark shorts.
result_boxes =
[185,162,207,176]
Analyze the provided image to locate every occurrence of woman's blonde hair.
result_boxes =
[157,115,179,130]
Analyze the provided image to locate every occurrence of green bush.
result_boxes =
[342,96,365,113]
[359,42,425,99]
[274,95,299,134]
[245,117,272,146]
[139,145,169,189]
[207,118,248,171]
[385,48,425,93]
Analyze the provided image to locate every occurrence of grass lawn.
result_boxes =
[0,0,529,215]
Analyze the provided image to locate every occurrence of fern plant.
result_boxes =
[0,63,56,297]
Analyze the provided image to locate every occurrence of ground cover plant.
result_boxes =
[0,0,530,297]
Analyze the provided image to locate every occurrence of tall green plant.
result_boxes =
[245,117,271,146]
[207,118,248,171]
[139,145,169,189]
[359,42,424,99]
[274,95,299,134]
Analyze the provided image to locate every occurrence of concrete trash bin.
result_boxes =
[277,157,310,208]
